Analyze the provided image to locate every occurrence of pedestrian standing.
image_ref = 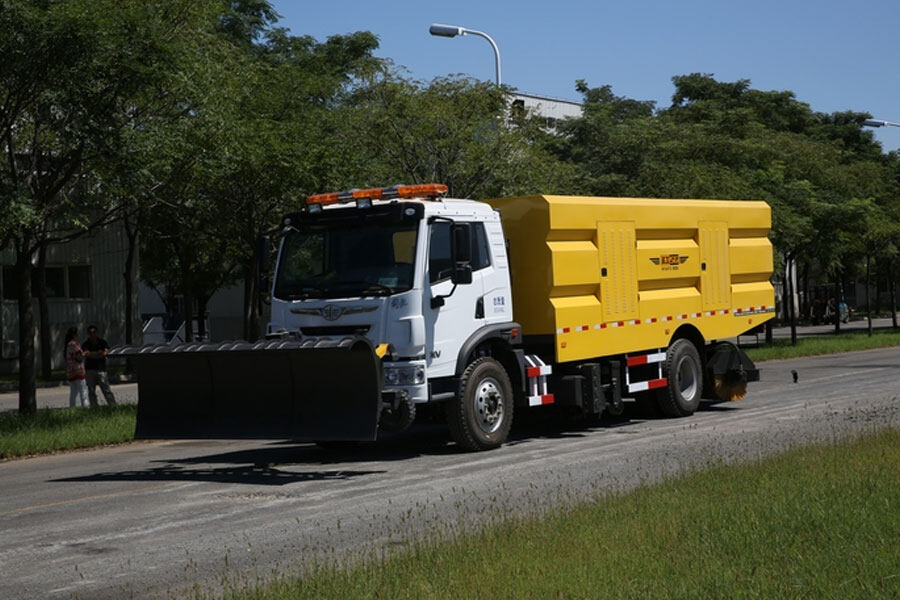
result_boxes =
[64,327,89,408]
[82,324,117,406]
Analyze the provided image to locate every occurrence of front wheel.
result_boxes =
[446,357,514,451]
[655,339,703,417]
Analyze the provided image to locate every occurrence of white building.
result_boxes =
[0,223,141,373]
[510,92,583,128]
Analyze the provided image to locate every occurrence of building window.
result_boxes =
[68,265,92,299]
[511,98,526,121]
[42,267,66,298]
[0,264,92,300]
[1,267,16,300]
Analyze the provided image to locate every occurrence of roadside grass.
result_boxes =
[226,429,900,600]
[0,405,136,459]
[744,327,900,362]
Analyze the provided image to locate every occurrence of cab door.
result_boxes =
[425,221,487,379]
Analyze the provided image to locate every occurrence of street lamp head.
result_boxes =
[430,23,463,37]
[427,23,502,85]
[862,118,900,128]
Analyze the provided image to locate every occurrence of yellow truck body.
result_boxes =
[487,195,775,363]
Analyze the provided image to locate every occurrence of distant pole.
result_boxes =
[429,23,502,86]
[866,254,873,337]
[787,255,797,345]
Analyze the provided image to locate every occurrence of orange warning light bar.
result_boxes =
[306,183,448,207]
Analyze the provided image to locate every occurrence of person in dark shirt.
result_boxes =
[82,324,117,406]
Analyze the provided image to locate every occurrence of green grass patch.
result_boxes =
[744,327,900,362]
[0,405,136,459]
[226,429,900,600]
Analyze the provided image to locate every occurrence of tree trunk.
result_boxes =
[787,254,797,346]
[891,268,897,330]
[123,217,138,345]
[242,269,254,341]
[196,295,208,340]
[183,287,194,343]
[866,254,872,337]
[242,258,261,342]
[36,242,53,379]
[16,243,37,415]
[801,262,810,323]
[874,277,882,314]
[833,274,841,335]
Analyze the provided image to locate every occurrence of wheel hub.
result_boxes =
[676,356,698,400]
[475,378,504,434]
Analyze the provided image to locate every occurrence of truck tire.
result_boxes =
[655,339,703,417]
[446,357,514,451]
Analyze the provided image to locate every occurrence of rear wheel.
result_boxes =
[655,339,703,417]
[446,357,513,451]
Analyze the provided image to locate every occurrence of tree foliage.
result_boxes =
[548,72,900,321]
[3,2,900,413]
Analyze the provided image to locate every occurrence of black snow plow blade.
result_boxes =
[110,337,382,441]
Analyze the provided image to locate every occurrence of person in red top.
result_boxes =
[64,327,89,408]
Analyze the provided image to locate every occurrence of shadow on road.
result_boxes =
[50,400,729,485]
[53,464,387,486]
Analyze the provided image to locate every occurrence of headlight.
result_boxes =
[384,365,425,386]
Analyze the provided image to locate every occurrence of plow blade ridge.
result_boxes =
[110,337,382,441]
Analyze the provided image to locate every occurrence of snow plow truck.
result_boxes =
[114,184,775,451]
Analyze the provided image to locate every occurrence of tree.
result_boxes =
[345,74,579,199]
[0,0,217,412]
[135,20,382,341]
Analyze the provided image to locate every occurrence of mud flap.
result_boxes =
[110,337,382,441]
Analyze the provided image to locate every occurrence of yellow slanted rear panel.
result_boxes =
[486,195,775,363]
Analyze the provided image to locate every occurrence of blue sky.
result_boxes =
[270,0,900,151]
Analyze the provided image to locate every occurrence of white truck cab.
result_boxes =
[268,185,518,440]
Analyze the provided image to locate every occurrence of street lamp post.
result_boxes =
[429,23,501,86]
[862,117,900,334]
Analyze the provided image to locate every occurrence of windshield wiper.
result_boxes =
[362,282,395,296]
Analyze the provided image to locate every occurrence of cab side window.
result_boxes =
[429,223,453,284]
[429,222,491,284]
[471,223,491,271]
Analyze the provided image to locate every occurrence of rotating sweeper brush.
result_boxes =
[705,342,758,402]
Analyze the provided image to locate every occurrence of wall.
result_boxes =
[0,223,141,373]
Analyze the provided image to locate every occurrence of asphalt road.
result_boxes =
[1,317,894,414]
[1,347,899,599]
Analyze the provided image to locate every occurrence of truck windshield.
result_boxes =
[274,221,418,300]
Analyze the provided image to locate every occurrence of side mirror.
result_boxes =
[451,264,472,285]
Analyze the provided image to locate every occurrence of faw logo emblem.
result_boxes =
[650,254,689,269]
